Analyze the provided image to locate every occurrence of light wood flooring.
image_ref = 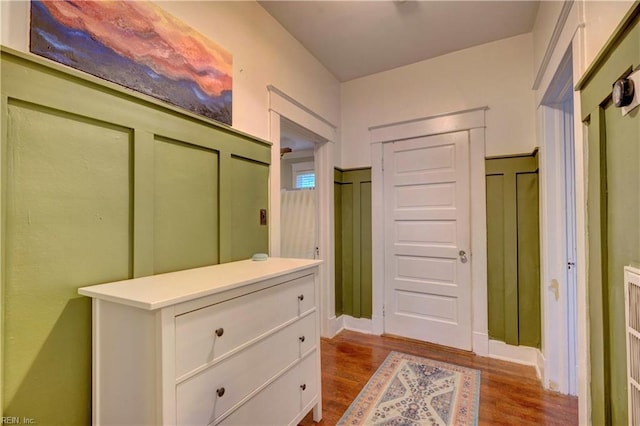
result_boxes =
[300,330,578,425]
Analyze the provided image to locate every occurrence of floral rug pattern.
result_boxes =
[337,351,480,426]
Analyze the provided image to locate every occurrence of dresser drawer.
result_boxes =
[299,350,319,410]
[297,313,317,356]
[176,317,302,425]
[219,348,319,426]
[175,273,315,378]
[218,364,300,426]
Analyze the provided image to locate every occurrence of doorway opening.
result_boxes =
[540,47,578,395]
[267,85,337,337]
[279,118,324,260]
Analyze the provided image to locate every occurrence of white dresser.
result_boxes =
[78,257,323,425]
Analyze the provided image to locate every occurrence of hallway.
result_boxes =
[300,330,578,425]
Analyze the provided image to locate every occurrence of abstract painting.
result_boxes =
[30,0,233,125]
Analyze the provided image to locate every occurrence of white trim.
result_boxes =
[371,142,385,337]
[328,315,344,337]
[473,332,490,356]
[268,87,337,339]
[534,4,585,106]
[341,315,375,335]
[369,107,488,144]
[534,1,588,419]
[370,107,488,355]
[470,127,488,356]
[571,34,590,426]
[533,1,576,90]
[267,86,337,143]
[539,103,573,395]
[489,340,544,380]
[269,113,283,257]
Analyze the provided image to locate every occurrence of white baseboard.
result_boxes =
[537,350,546,384]
[327,315,344,338]
[371,314,384,335]
[340,315,375,334]
[473,331,489,356]
[488,340,544,379]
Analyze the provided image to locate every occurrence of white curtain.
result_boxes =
[280,188,316,259]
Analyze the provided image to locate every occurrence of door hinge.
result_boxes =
[382,304,385,317]
[381,157,384,172]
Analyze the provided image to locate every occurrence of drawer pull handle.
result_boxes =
[215,328,224,337]
[299,335,305,343]
[300,384,306,391]
[298,294,304,301]
[217,387,225,397]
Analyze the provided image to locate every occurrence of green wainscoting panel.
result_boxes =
[341,182,354,314]
[485,153,540,348]
[360,181,373,319]
[334,168,372,319]
[334,169,344,316]
[580,9,640,425]
[4,101,132,424]
[228,156,269,262]
[486,175,506,340]
[516,172,541,348]
[1,48,270,424]
[586,108,610,426]
[154,138,219,274]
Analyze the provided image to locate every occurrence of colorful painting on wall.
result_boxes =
[30,0,233,126]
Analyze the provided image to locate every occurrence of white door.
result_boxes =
[383,131,472,350]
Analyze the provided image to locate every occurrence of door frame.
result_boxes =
[369,107,489,355]
[531,0,589,418]
[267,85,337,338]
[540,48,579,396]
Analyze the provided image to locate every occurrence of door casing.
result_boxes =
[267,85,337,339]
[369,107,489,355]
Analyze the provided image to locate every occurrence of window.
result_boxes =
[295,172,315,189]
[292,161,315,189]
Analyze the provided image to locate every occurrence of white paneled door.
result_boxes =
[383,131,471,350]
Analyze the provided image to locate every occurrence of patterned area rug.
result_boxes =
[337,351,480,426]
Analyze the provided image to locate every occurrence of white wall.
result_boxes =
[0,0,341,149]
[532,0,566,82]
[582,0,635,71]
[340,33,536,168]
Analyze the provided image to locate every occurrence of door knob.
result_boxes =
[459,250,468,263]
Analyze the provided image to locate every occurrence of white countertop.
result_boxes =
[78,257,322,310]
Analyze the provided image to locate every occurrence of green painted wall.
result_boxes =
[1,48,270,424]
[228,156,269,262]
[334,168,372,319]
[154,138,220,274]
[334,169,344,316]
[579,7,640,423]
[485,153,541,348]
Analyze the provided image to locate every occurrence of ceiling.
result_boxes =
[280,116,324,153]
[259,0,540,82]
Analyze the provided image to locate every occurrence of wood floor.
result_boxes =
[299,330,578,425]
